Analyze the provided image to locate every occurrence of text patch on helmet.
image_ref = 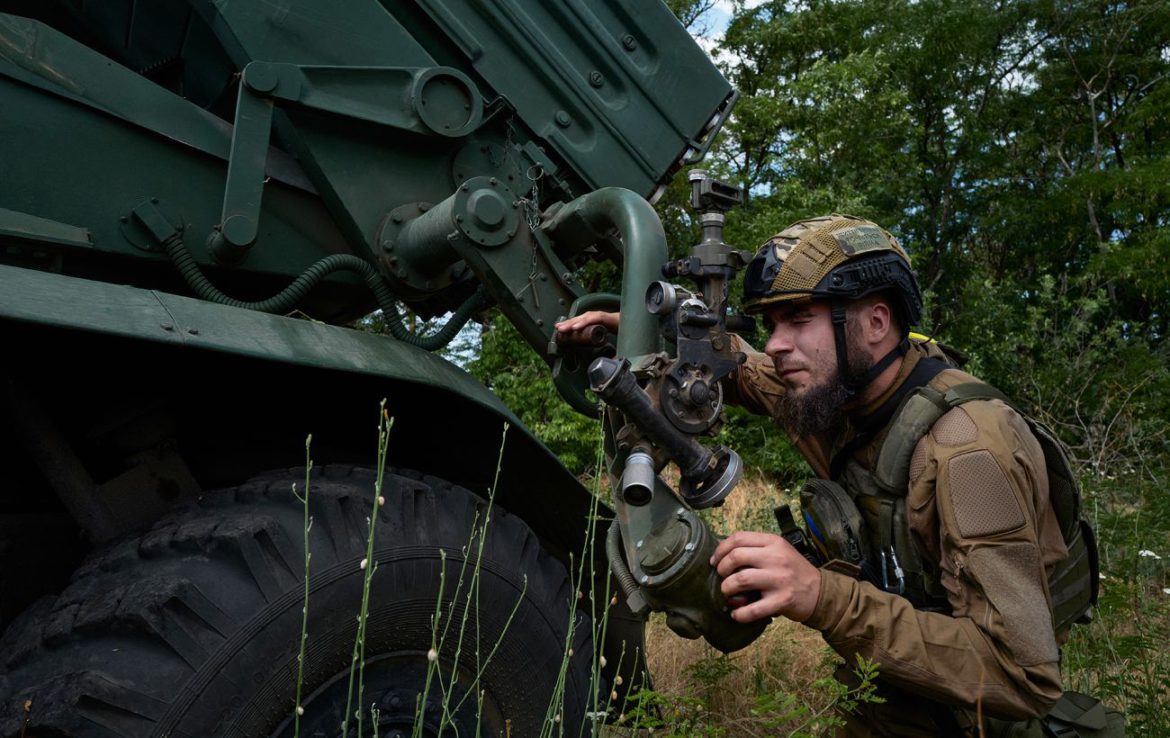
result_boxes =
[833,225,889,255]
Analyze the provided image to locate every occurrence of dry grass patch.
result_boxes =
[602,472,849,735]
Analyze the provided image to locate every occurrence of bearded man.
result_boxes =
[558,215,1110,736]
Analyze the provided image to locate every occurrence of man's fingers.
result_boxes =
[710,531,785,566]
[729,595,780,624]
[720,566,768,596]
[554,311,619,334]
[725,592,759,609]
[713,543,783,577]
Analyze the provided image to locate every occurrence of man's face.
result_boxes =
[762,301,838,396]
[761,300,873,436]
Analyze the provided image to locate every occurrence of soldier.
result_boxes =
[557,214,1111,737]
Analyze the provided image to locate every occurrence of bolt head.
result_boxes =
[245,64,279,93]
[468,189,507,229]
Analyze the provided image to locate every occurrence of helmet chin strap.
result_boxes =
[829,301,909,400]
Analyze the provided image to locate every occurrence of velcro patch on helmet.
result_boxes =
[833,225,890,255]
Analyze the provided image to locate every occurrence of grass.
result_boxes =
[1060,466,1170,737]
[600,475,874,737]
[285,404,1169,736]
[607,464,1170,737]
[290,409,602,737]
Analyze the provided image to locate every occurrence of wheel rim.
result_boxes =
[272,651,502,738]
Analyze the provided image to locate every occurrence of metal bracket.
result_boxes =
[209,62,486,265]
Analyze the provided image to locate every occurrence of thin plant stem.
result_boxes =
[440,423,509,728]
[581,421,613,737]
[292,434,314,736]
[412,549,447,738]
[447,573,528,716]
[433,512,480,727]
[343,402,394,738]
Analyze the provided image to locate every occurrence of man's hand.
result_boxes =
[554,311,620,342]
[710,531,822,624]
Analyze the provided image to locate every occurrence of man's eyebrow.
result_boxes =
[778,306,812,319]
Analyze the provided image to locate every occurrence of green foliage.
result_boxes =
[1062,471,1170,738]
[612,652,883,737]
[468,313,601,474]
[950,273,1170,478]
[712,0,1170,335]
[618,688,727,737]
[715,406,808,486]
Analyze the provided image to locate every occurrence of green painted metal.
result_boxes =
[405,0,733,195]
[0,0,735,717]
[0,2,731,336]
[0,209,92,250]
[543,187,668,361]
[0,264,516,421]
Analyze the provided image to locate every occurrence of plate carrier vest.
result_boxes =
[796,361,1099,634]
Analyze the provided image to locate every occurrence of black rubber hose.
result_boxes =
[607,523,640,601]
[162,233,486,351]
[380,283,489,352]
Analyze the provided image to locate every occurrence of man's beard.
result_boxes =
[778,336,874,438]
[778,371,850,437]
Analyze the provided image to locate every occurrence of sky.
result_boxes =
[688,1,767,64]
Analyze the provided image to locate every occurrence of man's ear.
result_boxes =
[865,299,895,346]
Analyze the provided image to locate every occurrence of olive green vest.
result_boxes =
[821,380,1099,633]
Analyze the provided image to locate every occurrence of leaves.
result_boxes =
[468,314,601,474]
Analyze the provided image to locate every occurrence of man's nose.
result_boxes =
[764,326,794,356]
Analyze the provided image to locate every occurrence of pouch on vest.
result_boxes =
[1042,691,1126,737]
[981,692,1127,738]
[799,479,868,578]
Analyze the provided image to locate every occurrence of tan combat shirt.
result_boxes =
[726,336,1067,733]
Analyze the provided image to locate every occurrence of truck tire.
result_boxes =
[0,466,594,737]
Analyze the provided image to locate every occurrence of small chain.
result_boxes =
[523,165,543,307]
[503,117,543,232]
[503,118,545,308]
[523,164,543,232]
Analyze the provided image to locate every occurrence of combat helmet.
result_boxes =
[742,214,924,395]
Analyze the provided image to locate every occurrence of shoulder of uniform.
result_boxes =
[926,366,980,391]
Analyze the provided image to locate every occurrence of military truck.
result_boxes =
[0,0,750,734]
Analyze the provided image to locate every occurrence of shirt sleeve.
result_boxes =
[724,334,786,417]
[803,400,1065,720]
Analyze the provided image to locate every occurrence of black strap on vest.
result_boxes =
[829,356,950,480]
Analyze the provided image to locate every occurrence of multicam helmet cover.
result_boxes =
[742,214,923,327]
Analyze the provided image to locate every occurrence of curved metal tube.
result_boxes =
[545,187,666,359]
